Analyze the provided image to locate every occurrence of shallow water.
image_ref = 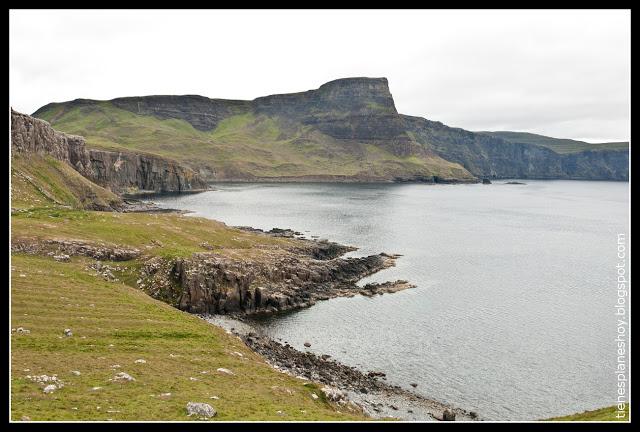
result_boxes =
[151,180,629,420]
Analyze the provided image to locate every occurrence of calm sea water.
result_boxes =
[151,180,629,420]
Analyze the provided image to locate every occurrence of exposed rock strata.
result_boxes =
[402,114,629,181]
[11,109,93,177]
[139,251,399,315]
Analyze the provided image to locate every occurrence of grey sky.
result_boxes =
[9,9,630,142]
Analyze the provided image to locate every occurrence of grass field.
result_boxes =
[34,101,472,180]
[545,405,629,421]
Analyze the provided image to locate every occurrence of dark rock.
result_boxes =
[410,383,418,388]
[304,342,311,348]
[442,409,456,421]
[482,178,492,184]
[167,249,399,315]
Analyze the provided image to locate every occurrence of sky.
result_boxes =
[9,10,630,142]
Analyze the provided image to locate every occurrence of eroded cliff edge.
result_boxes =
[11,109,209,194]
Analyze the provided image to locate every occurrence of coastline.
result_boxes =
[126,193,474,420]
[201,314,478,421]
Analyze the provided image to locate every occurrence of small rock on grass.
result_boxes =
[43,384,57,394]
[216,368,235,375]
[113,372,135,382]
[186,402,216,419]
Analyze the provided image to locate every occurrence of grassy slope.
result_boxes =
[479,131,629,154]
[11,254,362,421]
[11,201,367,420]
[545,405,629,421]
[11,154,122,211]
[34,102,471,180]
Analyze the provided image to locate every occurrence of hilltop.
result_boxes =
[32,77,628,183]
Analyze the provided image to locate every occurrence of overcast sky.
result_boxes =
[10,10,630,142]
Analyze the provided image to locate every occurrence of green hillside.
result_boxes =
[480,131,629,154]
[34,101,471,181]
[11,153,122,211]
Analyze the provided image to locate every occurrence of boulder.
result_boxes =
[113,372,135,382]
[186,402,217,419]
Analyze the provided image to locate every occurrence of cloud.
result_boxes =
[9,9,630,142]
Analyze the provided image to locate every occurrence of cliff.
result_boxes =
[88,149,209,194]
[11,109,209,193]
[402,115,629,181]
[32,77,629,182]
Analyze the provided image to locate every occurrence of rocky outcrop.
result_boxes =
[11,109,209,193]
[131,231,404,315]
[11,238,141,261]
[141,252,397,315]
[402,114,629,181]
[11,109,93,177]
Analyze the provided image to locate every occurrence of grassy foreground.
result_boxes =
[10,252,364,421]
[545,405,629,421]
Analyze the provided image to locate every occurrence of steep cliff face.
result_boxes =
[402,115,629,181]
[88,149,209,193]
[11,109,93,177]
[11,109,209,193]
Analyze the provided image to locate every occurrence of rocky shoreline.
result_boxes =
[202,314,479,421]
